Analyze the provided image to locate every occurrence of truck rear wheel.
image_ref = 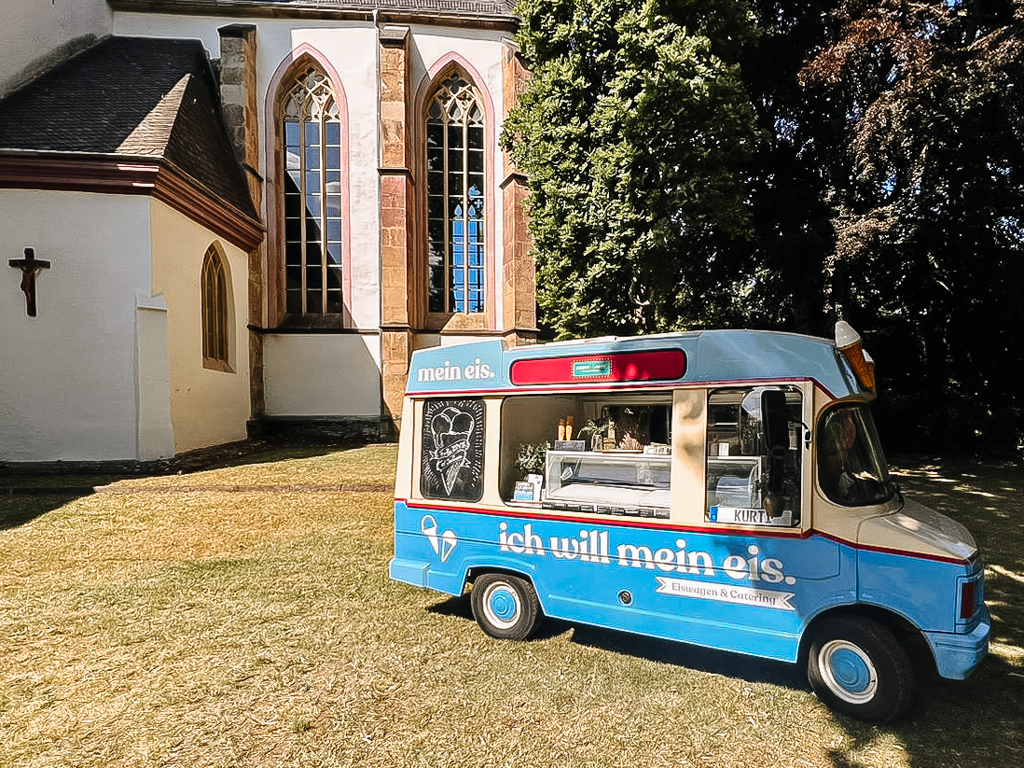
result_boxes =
[807,614,915,723]
[471,573,543,641]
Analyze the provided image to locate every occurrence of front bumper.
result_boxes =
[925,608,990,680]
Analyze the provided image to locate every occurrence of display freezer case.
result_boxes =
[542,450,671,520]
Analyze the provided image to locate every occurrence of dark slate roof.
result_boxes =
[0,36,258,219]
[110,1,516,18]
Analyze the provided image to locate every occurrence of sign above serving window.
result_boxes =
[510,350,687,387]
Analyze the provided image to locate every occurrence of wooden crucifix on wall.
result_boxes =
[9,247,51,317]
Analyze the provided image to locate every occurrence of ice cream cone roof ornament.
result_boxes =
[835,321,876,393]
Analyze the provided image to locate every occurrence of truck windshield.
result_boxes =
[817,405,894,506]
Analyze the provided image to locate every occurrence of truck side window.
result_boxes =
[818,405,894,506]
[705,387,802,526]
[420,398,485,502]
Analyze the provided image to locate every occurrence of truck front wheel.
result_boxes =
[471,573,543,641]
[807,614,915,723]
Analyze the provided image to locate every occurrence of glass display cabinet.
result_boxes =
[542,450,671,520]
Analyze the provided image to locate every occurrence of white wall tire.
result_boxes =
[816,639,879,705]
[471,573,543,641]
[807,614,915,722]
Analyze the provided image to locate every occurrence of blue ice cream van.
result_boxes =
[389,324,988,722]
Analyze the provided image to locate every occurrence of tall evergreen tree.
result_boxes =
[503,0,762,337]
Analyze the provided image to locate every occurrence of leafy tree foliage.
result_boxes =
[502,0,762,336]
[507,0,1024,453]
[739,0,841,335]
[794,0,1024,451]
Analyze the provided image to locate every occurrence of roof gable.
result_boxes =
[0,36,258,221]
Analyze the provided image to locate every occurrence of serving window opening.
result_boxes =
[705,386,803,527]
[499,393,672,519]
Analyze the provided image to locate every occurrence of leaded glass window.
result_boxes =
[282,67,343,316]
[426,73,485,314]
[202,245,230,370]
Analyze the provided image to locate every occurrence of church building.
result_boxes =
[0,0,535,464]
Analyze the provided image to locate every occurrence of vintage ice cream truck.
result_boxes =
[389,324,989,721]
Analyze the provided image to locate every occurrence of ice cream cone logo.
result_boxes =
[429,406,475,495]
[420,515,458,563]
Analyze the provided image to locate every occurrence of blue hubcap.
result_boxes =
[830,648,871,693]
[482,582,522,630]
[489,587,518,622]
[819,639,878,704]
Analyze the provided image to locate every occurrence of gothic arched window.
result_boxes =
[281,66,343,317]
[426,73,486,315]
[201,244,231,371]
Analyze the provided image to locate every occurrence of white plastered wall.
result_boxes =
[150,200,251,453]
[0,0,112,98]
[263,334,382,418]
[136,289,174,461]
[0,189,157,462]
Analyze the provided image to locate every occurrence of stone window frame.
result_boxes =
[415,55,498,332]
[201,242,234,372]
[425,71,487,315]
[265,45,353,329]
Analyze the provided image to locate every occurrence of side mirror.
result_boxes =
[761,390,790,510]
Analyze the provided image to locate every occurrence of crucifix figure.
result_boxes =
[9,247,51,317]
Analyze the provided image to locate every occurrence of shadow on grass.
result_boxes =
[0,438,361,530]
[169,438,369,473]
[892,653,1024,768]
[571,622,808,687]
[885,459,1024,768]
[0,486,103,530]
[428,592,805,687]
[572,622,1020,767]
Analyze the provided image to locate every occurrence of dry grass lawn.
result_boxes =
[1,444,1021,767]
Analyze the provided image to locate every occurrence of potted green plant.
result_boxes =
[512,441,549,502]
[514,441,550,477]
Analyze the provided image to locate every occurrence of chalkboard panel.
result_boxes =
[420,398,485,502]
